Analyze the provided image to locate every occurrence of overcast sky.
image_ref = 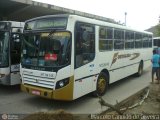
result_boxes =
[33,0,160,30]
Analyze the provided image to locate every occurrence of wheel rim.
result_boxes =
[97,77,106,94]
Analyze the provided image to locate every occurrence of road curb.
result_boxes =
[99,86,149,115]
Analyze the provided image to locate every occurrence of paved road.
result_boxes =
[0,67,151,114]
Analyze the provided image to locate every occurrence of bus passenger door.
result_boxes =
[74,22,96,99]
[10,30,22,85]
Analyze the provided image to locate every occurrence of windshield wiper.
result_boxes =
[48,30,56,39]
[22,36,38,49]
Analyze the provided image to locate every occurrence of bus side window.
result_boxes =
[114,29,124,50]
[135,33,142,48]
[99,27,113,51]
[75,22,95,68]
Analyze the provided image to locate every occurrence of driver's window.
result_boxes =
[75,22,95,68]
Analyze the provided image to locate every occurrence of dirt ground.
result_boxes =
[99,82,160,120]
[22,82,160,120]
[125,82,160,114]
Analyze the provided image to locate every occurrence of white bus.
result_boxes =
[0,21,24,85]
[21,14,152,101]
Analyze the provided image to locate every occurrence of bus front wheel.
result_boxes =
[93,72,108,96]
[136,61,143,77]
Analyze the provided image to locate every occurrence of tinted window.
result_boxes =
[125,31,134,49]
[142,34,149,48]
[114,29,124,50]
[135,33,142,48]
[0,31,9,66]
[22,32,71,67]
[99,27,113,51]
[0,22,11,30]
[148,35,152,47]
[75,22,95,68]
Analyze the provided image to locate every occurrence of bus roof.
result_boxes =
[24,14,153,35]
[71,15,153,35]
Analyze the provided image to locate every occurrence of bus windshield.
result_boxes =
[21,31,71,69]
[0,31,9,66]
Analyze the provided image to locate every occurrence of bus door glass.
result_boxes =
[10,28,22,72]
[75,23,95,68]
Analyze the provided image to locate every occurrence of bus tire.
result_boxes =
[136,61,143,77]
[92,72,108,97]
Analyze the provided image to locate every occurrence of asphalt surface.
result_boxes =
[0,67,151,114]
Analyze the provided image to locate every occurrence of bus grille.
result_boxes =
[23,74,55,89]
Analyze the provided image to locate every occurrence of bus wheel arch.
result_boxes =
[136,60,144,76]
[93,69,109,96]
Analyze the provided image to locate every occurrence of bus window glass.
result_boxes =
[12,28,22,33]
[22,32,71,68]
[114,29,124,50]
[142,34,149,48]
[0,22,11,30]
[135,33,142,48]
[149,35,152,47]
[25,21,35,30]
[0,31,9,66]
[99,27,113,51]
[75,22,95,68]
[153,38,159,47]
[125,31,134,49]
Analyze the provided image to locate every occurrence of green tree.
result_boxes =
[156,24,160,36]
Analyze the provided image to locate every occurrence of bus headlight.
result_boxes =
[59,81,64,87]
[55,78,69,89]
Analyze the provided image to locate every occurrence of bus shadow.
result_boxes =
[0,84,21,94]
[22,93,93,113]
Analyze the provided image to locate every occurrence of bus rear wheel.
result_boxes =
[93,72,108,96]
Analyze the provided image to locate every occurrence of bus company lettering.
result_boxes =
[111,52,140,66]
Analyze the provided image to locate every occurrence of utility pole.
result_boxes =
[125,12,127,26]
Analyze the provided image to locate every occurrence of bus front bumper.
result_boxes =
[21,84,54,99]
[21,79,74,101]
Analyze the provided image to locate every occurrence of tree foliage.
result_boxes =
[156,24,160,36]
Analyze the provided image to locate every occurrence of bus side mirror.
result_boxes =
[12,34,20,42]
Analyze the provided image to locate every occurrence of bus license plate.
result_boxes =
[32,90,40,95]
